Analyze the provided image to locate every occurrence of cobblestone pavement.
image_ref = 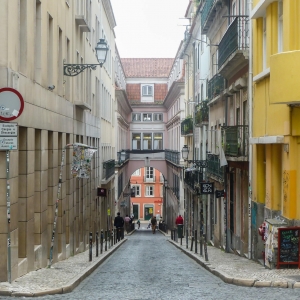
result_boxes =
[0,230,300,299]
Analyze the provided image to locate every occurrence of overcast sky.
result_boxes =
[110,0,190,58]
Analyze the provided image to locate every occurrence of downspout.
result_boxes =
[192,42,196,234]
[248,0,253,260]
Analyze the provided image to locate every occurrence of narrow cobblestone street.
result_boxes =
[2,230,299,300]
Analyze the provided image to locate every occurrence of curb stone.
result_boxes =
[271,281,288,288]
[232,278,255,287]
[254,281,272,287]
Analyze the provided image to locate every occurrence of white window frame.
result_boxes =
[132,133,141,150]
[153,133,163,150]
[153,113,163,121]
[132,184,141,197]
[143,133,152,150]
[145,167,154,177]
[145,185,154,197]
[143,113,152,121]
[132,113,141,121]
[142,85,153,96]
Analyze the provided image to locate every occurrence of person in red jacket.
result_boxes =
[175,215,183,226]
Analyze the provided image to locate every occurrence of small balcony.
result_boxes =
[207,154,224,182]
[222,125,249,157]
[218,17,249,78]
[144,175,156,183]
[201,0,222,34]
[184,169,203,193]
[165,149,180,165]
[181,118,193,136]
[208,74,225,100]
[195,101,209,127]
[103,159,115,180]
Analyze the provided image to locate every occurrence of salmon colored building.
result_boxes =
[130,167,164,221]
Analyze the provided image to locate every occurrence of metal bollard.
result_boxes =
[105,231,107,251]
[186,229,189,249]
[100,230,103,254]
[96,231,99,257]
[114,229,116,244]
[89,232,92,261]
[194,230,197,254]
[203,233,209,261]
[190,236,194,251]
[111,230,114,246]
[108,230,111,249]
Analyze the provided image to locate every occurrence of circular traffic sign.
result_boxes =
[0,88,25,121]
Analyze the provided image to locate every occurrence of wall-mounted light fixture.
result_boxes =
[64,39,109,76]
[181,145,189,160]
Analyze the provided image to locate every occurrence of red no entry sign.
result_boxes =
[0,88,25,121]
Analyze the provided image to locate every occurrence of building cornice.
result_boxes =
[102,0,117,29]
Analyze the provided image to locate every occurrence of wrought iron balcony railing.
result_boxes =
[208,74,225,100]
[103,159,115,180]
[201,0,214,30]
[144,175,156,182]
[218,17,249,69]
[181,118,193,136]
[184,169,203,192]
[207,154,224,181]
[221,125,249,157]
[165,149,181,165]
[195,101,209,126]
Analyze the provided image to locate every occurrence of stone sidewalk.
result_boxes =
[0,238,127,297]
[168,235,300,289]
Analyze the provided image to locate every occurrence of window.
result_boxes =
[154,133,163,150]
[143,133,152,150]
[145,167,154,181]
[132,133,141,150]
[132,185,141,197]
[142,85,153,96]
[145,185,154,196]
[132,169,140,176]
[143,113,152,121]
[132,113,141,121]
[153,113,163,121]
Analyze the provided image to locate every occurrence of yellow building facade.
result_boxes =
[251,0,300,259]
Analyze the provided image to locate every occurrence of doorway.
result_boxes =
[132,204,139,220]
[144,205,153,220]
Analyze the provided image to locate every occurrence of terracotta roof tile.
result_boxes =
[121,58,174,78]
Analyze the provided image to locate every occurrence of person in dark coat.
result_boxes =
[114,212,124,240]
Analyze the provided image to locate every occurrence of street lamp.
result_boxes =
[181,145,189,160]
[120,150,126,162]
[64,39,109,76]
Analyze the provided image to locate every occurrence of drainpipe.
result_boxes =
[248,0,253,260]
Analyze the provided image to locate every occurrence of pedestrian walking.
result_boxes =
[175,214,184,238]
[114,212,124,240]
[124,214,131,233]
[137,219,141,229]
[151,216,157,234]
[175,214,183,226]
